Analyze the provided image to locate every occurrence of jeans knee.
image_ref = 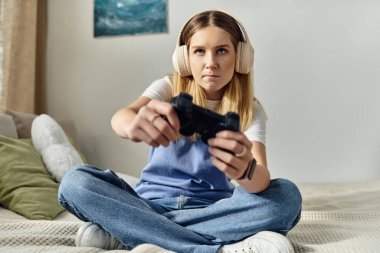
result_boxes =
[271,178,302,226]
[58,164,99,200]
[230,180,302,235]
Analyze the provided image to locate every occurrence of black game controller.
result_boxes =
[170,92,240,143]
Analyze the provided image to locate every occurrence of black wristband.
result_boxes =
[237,158,256,180]
[246,158,256,180]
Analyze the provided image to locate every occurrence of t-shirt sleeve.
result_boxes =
[141,76,173,102]
[244,99,268,145]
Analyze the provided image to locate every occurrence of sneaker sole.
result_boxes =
[75,222,94,247]
[131,244,175,253]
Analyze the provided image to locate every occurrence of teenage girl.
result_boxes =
[59,10,302,253]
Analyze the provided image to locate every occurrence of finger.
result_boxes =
[208,146,245,172]
[151,116,179,142]
[213,131,252,156]
[164,106,180,133]
[210,156,245,179]
[138,106,175,146]
[130,112,171,146]
[140,117,171,146]
[208,136,249,158]
[127,127,160,147]
[234,145,247,158]
[208,137,241,155]
[146,100,180,132]
[216,130,252,148]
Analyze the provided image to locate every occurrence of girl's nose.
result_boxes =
[205,52,217,68]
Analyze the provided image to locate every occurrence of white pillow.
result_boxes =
[31,114,83,182]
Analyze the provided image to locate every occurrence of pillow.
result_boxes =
[5,110,37,138]
[31,114,83,182]
[0,114,18,138]
[0,135,65,219]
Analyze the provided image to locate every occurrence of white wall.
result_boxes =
[46,0,380,183]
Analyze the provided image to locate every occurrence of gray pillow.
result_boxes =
[0,114,18,138]
[5,110,37,138]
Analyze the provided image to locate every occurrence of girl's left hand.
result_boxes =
[207,130,254,180]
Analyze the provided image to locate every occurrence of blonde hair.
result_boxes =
[172,10,254,132]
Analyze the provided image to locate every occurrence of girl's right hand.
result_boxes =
[124,99,180,147]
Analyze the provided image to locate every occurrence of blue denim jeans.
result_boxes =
[58,164,302,253]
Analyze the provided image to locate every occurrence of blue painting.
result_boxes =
[94,0,167,37]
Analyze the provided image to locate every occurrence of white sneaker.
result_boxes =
[75,222,127,250]
[219,231,294,253]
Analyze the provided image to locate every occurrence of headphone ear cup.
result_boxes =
[172,45,192,76]
[235,41,254,74]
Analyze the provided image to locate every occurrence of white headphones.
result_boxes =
[172,12,254,77]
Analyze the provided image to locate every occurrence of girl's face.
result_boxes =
[189,26,236,100]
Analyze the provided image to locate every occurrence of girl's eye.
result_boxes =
[217,48,227,54]
[194,49,205,55]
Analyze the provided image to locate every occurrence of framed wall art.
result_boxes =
[94,0,168,37]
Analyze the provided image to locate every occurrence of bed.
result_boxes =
[2,178,380,253]
[1,111,380,253]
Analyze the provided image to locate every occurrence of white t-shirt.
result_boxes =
[141,76,268,145]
